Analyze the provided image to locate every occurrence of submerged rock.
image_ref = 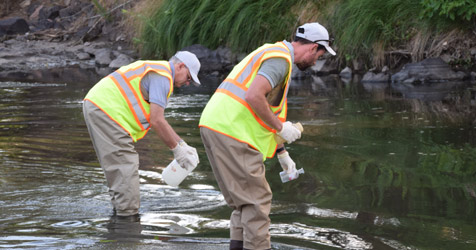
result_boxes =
[362,71,390,83]
[339,66,352,79]
[391,57,467,83]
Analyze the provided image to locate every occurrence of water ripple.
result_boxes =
[51,220,91,228]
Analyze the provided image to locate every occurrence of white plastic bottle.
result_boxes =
[279,168,305,183]
[161,159,197,187]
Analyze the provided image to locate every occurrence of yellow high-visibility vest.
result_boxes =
[199,42,293,160]
[84,60,174,141]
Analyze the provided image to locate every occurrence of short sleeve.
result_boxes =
[257,58,289,88]
[144,72,171,108]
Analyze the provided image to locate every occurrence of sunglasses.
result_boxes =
[187,72,192,83]
[313,38,334,47]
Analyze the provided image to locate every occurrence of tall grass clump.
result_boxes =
[327,0,422,66]
[326,0,476,67]
[138,0,304,58]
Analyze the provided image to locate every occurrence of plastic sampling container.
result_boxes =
[161,159,197,187]
[279,168,305,183]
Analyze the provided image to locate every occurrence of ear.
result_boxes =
[311,43,319,52]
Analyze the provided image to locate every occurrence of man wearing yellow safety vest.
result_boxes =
[199,23,336,250]
[83,51,201,219]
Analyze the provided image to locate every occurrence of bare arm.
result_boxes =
[245,75,283,131]
[149,103,181,149]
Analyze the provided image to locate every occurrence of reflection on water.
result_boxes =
[0,74,476,249]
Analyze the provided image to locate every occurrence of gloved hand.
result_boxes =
[171,140,199,170]
[277,151,296,175]
[277,121,301,144]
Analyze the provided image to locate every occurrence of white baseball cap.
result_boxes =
[295,22,336,56]
[174,51,201,86]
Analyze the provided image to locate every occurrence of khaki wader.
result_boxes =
[200,127,272,250]
[83,100,140,216]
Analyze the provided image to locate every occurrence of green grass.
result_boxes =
[134,0,476,65]
[321,0,475,66]
[326,0,421,61]
[138,0,302,58]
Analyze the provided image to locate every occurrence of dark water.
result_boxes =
[1,69,476,250]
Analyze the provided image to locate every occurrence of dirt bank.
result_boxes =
[0,0,140,81]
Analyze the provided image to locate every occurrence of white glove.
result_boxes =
[171,140,199,170]
[277,121,301,144]
[277,151,296,175]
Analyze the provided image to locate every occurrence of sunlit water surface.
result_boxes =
[1,73,476,250]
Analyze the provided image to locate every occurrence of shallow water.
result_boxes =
[1,71,476,250]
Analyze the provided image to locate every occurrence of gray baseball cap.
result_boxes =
[175,51,201,86]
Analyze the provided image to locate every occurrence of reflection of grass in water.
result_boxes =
[275,114,476,215]
[285,137,476,245]
[273,141,476,248]
[406,94,476,124]
[299,134,476,207]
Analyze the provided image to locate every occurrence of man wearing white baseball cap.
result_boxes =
[295,22,336,56]
[83,50,201,220]
[175,51,201,86]
[200,22,335,250]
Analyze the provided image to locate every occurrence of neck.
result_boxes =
[291,41,303,63]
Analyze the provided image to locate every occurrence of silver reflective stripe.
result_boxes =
[123,63,170,79]
[218,80,281,117]
[218,81,246,100]
[110,72,150,130]
[235,46,290,85]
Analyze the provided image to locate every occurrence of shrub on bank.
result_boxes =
[420,0,476,23]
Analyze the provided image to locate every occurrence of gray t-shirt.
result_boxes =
[140,63,175,108]
[257,40,293,105]
[257,58,289,88]
[257,40,294,89]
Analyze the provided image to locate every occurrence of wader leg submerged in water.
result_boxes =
[201,127,272,250]
[83,100,141,216]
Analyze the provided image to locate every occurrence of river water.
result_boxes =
[1,69,476,250]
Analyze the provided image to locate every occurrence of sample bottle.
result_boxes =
[161,159,197,187]
[279,168,305,183]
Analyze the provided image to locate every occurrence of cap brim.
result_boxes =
[191,73,200,86]
[325,45,336,56]
[317,41,336,56]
